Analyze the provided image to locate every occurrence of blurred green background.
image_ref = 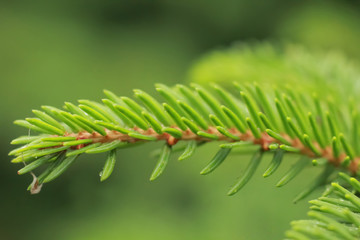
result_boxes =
[1,1,360,239]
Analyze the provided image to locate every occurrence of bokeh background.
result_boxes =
[1,1,360,239]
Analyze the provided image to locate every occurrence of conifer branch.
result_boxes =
[10,82,360,197]
[9,42,360,240]
[286,172,360,239]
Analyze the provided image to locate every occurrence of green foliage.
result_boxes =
[10,81,359,197]
[287,172,360,240]
[9,43,360,239]
[188,42,360,104]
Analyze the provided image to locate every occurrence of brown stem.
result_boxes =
[60,126,358,174]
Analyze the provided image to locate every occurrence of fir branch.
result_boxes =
[9,82,360,196]
[286,172,360,240]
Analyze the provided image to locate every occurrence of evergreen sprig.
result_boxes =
[9,42,360,239]
[10,82,359,199]
[286,172,360,240]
